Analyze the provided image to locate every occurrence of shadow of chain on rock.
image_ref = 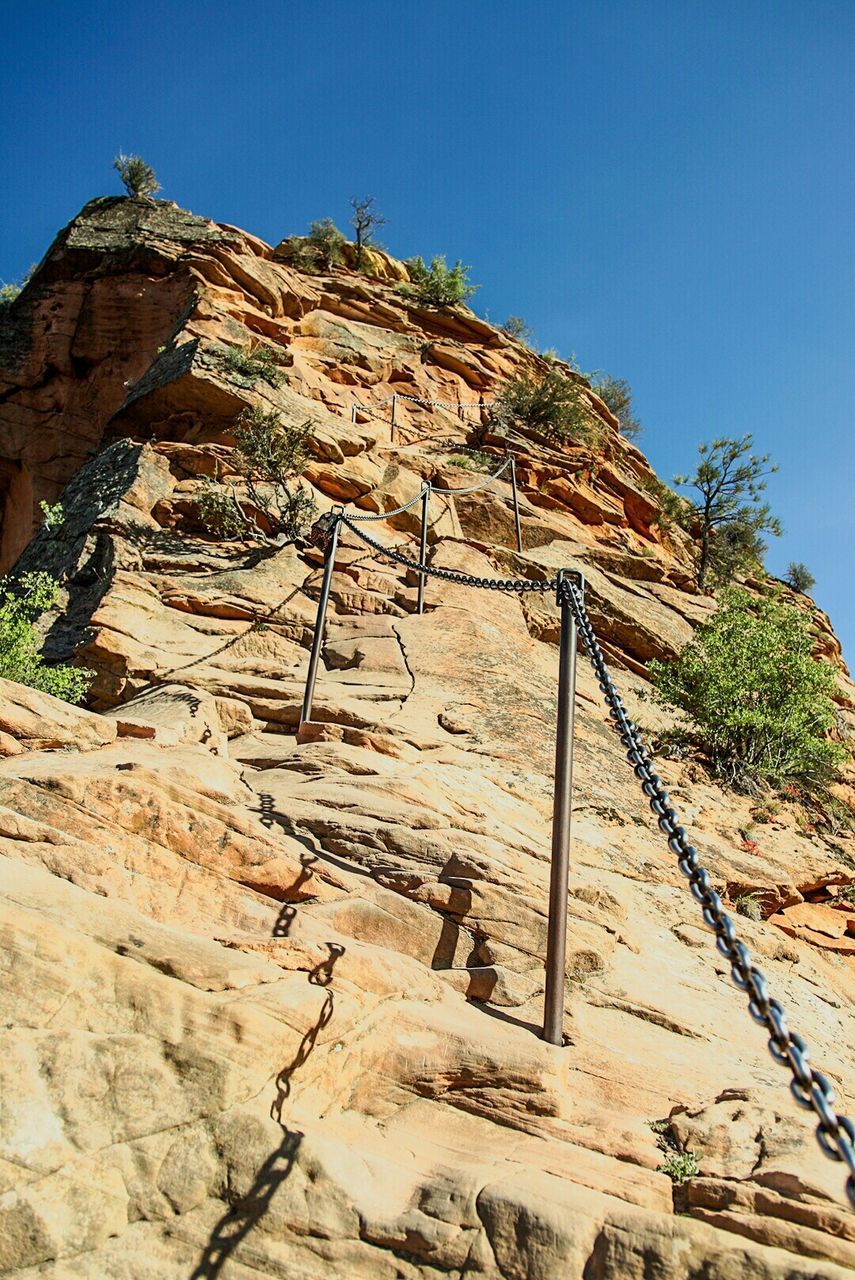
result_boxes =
[188,943,344,1279]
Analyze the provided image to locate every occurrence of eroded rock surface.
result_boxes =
[1,198,853,1278]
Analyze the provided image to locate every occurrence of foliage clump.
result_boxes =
[0,572,94,704]
[674,435,780,590]
[501,316,533,345]
[491,368,602,447]
[649,589,846,790]
[785,562,816,594]
[591,374,642,440]
[307,218,346,271]
[217,342,286,388]
[657,1152,699,1184]
[197,406,315,542]
[402,256,477,307]
[113,153,160,198]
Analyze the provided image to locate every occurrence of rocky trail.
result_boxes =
[0,197,853,1277]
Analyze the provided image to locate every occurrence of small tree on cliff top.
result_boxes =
[113,153,160,198]
[350,196,386,270]
[675,435,780,590]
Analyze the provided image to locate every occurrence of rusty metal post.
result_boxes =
[416,484,431,614]
[300,515,342,726]
[543,570,582,1045]
[510,455,523,554]
[390,393,398,444]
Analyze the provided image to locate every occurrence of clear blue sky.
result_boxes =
[2,1,853,658]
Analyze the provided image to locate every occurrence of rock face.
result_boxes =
[0,198,853,1278]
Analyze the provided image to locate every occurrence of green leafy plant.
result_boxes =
[657,1152,699,1183]
[649,588,847,790]
[350,195,387,271]
[307,218,346,271]
[591,374,642,440]
[197,406,315,542]
[39,500,64,531]
[446,450,495,471]
[491,368,602,447]
[674,436,781,590]
[0,572,94,704]
[402,255,478,307]
[113,152,160,198]
[217,342,286,388]
[785,562,816,594]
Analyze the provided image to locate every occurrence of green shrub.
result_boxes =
[649,589,847,790]
[307,219,346,271]
[217,342,286,388]
[197,406,315,542]
[657,1152,699,1183]
[113,152,160,198]
[501,315,533,344]
[491,368,602,447]
[446,450,495,472]
[39,500,64,531]
[592,374,642,440]
[785,562,816,594]
[402,256,477,307]
[0,572,94,704]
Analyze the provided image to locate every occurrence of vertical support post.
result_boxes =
[543,570,580,1046]
[417,485,430,614]
[351,404,357,423]
[300,516,342,726]
[510,456,523,555]
[390,393,398,445]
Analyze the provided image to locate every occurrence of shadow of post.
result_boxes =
[188,943,344,1279]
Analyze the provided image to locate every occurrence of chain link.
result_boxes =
[558,577,855,1210]
[340,515,556,593]
[430,454,512,495]
[344,486,430,522]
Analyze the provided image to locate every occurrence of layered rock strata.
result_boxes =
[0,198,853,1278]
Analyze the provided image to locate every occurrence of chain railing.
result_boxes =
[351,390,496,441]
[299,510,855,1209]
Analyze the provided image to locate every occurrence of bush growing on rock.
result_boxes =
[307,219,346,271]
[197,406,315,542]
[785,562,816,594]
[501,315,533,344]
[491,368,602,447]
[649,589,846,791]
[402,256,477,307]
[0,572,94,703]
[591,374,642,440]
[217,342,286,388]
[113,152,160,198]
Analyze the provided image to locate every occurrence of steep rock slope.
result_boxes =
[0,198,853,1278]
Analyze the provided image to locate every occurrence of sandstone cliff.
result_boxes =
[0,197,853,1278]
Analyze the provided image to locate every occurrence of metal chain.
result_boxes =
[559,577,855,1209]
[344,486,430,522]
[340,515,556,593]
[431,455,512,495]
